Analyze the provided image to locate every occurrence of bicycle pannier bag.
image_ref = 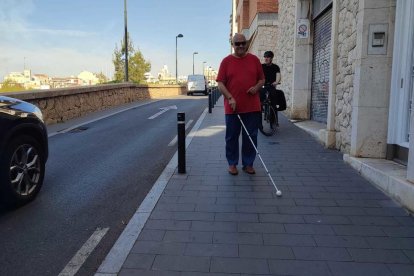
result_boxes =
[275,89,286,111]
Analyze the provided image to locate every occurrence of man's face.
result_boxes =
[264,56,273,65]
[232,36,247,57]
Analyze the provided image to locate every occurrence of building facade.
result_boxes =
[232,0,414,210]
[3,69,103,89]
[232,0,280,58]
[78,71,99,86]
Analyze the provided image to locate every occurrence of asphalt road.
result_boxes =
[0,95,208,276]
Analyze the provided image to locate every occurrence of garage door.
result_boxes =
[311,7,332,123]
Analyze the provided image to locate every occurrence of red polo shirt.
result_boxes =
[216,53,264,114]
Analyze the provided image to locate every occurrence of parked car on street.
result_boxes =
[187,74,208,95]
[0,96,48,207]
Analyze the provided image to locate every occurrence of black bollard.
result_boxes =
[177,112,186,174]
[208,91,212,113]
[212,89,215,108]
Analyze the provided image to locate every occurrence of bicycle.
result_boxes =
[259,84,278,136]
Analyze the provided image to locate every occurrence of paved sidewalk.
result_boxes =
[102,101,414,276]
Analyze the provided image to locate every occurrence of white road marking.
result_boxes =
[147,105,177,119]
[48,101,157,137]
[59,227,109,276]
[168,119,194,146]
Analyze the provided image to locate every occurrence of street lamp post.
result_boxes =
[207,66,212,83]
[175,34,183,83]
[202,61,206,76]
[192,51,198,75]
[124,0,129,82]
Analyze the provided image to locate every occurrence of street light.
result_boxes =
[192,51,198,75]
[202,61,206,76]
[124,0,128,82]
[175,33,183,83]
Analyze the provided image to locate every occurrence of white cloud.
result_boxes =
[0,0,35,21]
[0,0,112,79]
[0,0,35,41]
[0,0,97,42]
[26,28,97,37]
[0,0,227,81]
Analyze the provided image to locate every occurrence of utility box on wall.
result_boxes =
[368,24,388,55]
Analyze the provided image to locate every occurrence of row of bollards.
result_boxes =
[208,87,221,113]
[178,87,221,174]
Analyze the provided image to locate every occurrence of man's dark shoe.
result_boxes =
[242,166,256,174]
[228,165,238,175]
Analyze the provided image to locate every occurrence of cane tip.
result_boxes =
[276,190,282,197]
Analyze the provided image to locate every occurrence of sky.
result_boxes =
[0,0,233,80]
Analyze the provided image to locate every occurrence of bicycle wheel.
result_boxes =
[259,103,277,136]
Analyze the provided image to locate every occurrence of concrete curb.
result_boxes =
[344,154,414,213]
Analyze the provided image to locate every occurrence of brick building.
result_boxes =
[231,0,279,58]
[231,0,414,212]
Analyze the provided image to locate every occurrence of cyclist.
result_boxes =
[260,50,281,126]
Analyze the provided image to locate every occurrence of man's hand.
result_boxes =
[229,97,236,112]
[247,86,258,95]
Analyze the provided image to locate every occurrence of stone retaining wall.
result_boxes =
[4,83,186,125]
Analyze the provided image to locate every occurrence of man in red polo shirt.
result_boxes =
[216,33,265,175]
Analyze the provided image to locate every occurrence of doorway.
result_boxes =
[387,0,414,164]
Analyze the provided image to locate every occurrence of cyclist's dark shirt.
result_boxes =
[262,63,280,85]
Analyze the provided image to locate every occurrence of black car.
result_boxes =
[0,96,48,207]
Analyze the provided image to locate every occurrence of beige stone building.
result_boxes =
[3,70,33,87]
[231,0,414,211]
[231,0,279,58]
[78,71,100,86]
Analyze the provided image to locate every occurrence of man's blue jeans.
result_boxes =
[225,112,261,167]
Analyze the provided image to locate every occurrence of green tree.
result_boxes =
[129,50,151,83]
[113,34,151,83]
[95,72,108,84]
[0,79,25,93]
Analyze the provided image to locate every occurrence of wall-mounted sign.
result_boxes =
[297,19,310,39]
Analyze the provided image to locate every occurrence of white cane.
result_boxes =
[237,114,282,197]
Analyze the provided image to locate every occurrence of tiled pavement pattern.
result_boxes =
[119,102,414,276]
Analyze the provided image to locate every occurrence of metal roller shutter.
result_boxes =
[311,8,332,123]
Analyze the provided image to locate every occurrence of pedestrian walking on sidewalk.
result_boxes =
[216,33,265,176]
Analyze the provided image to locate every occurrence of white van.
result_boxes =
[187,74,208,95]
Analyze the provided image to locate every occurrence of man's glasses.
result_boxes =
[234,41,246,46]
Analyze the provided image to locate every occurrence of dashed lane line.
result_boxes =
[59,227,109,276]
[168,119,194,146]
[48,101,157,138]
